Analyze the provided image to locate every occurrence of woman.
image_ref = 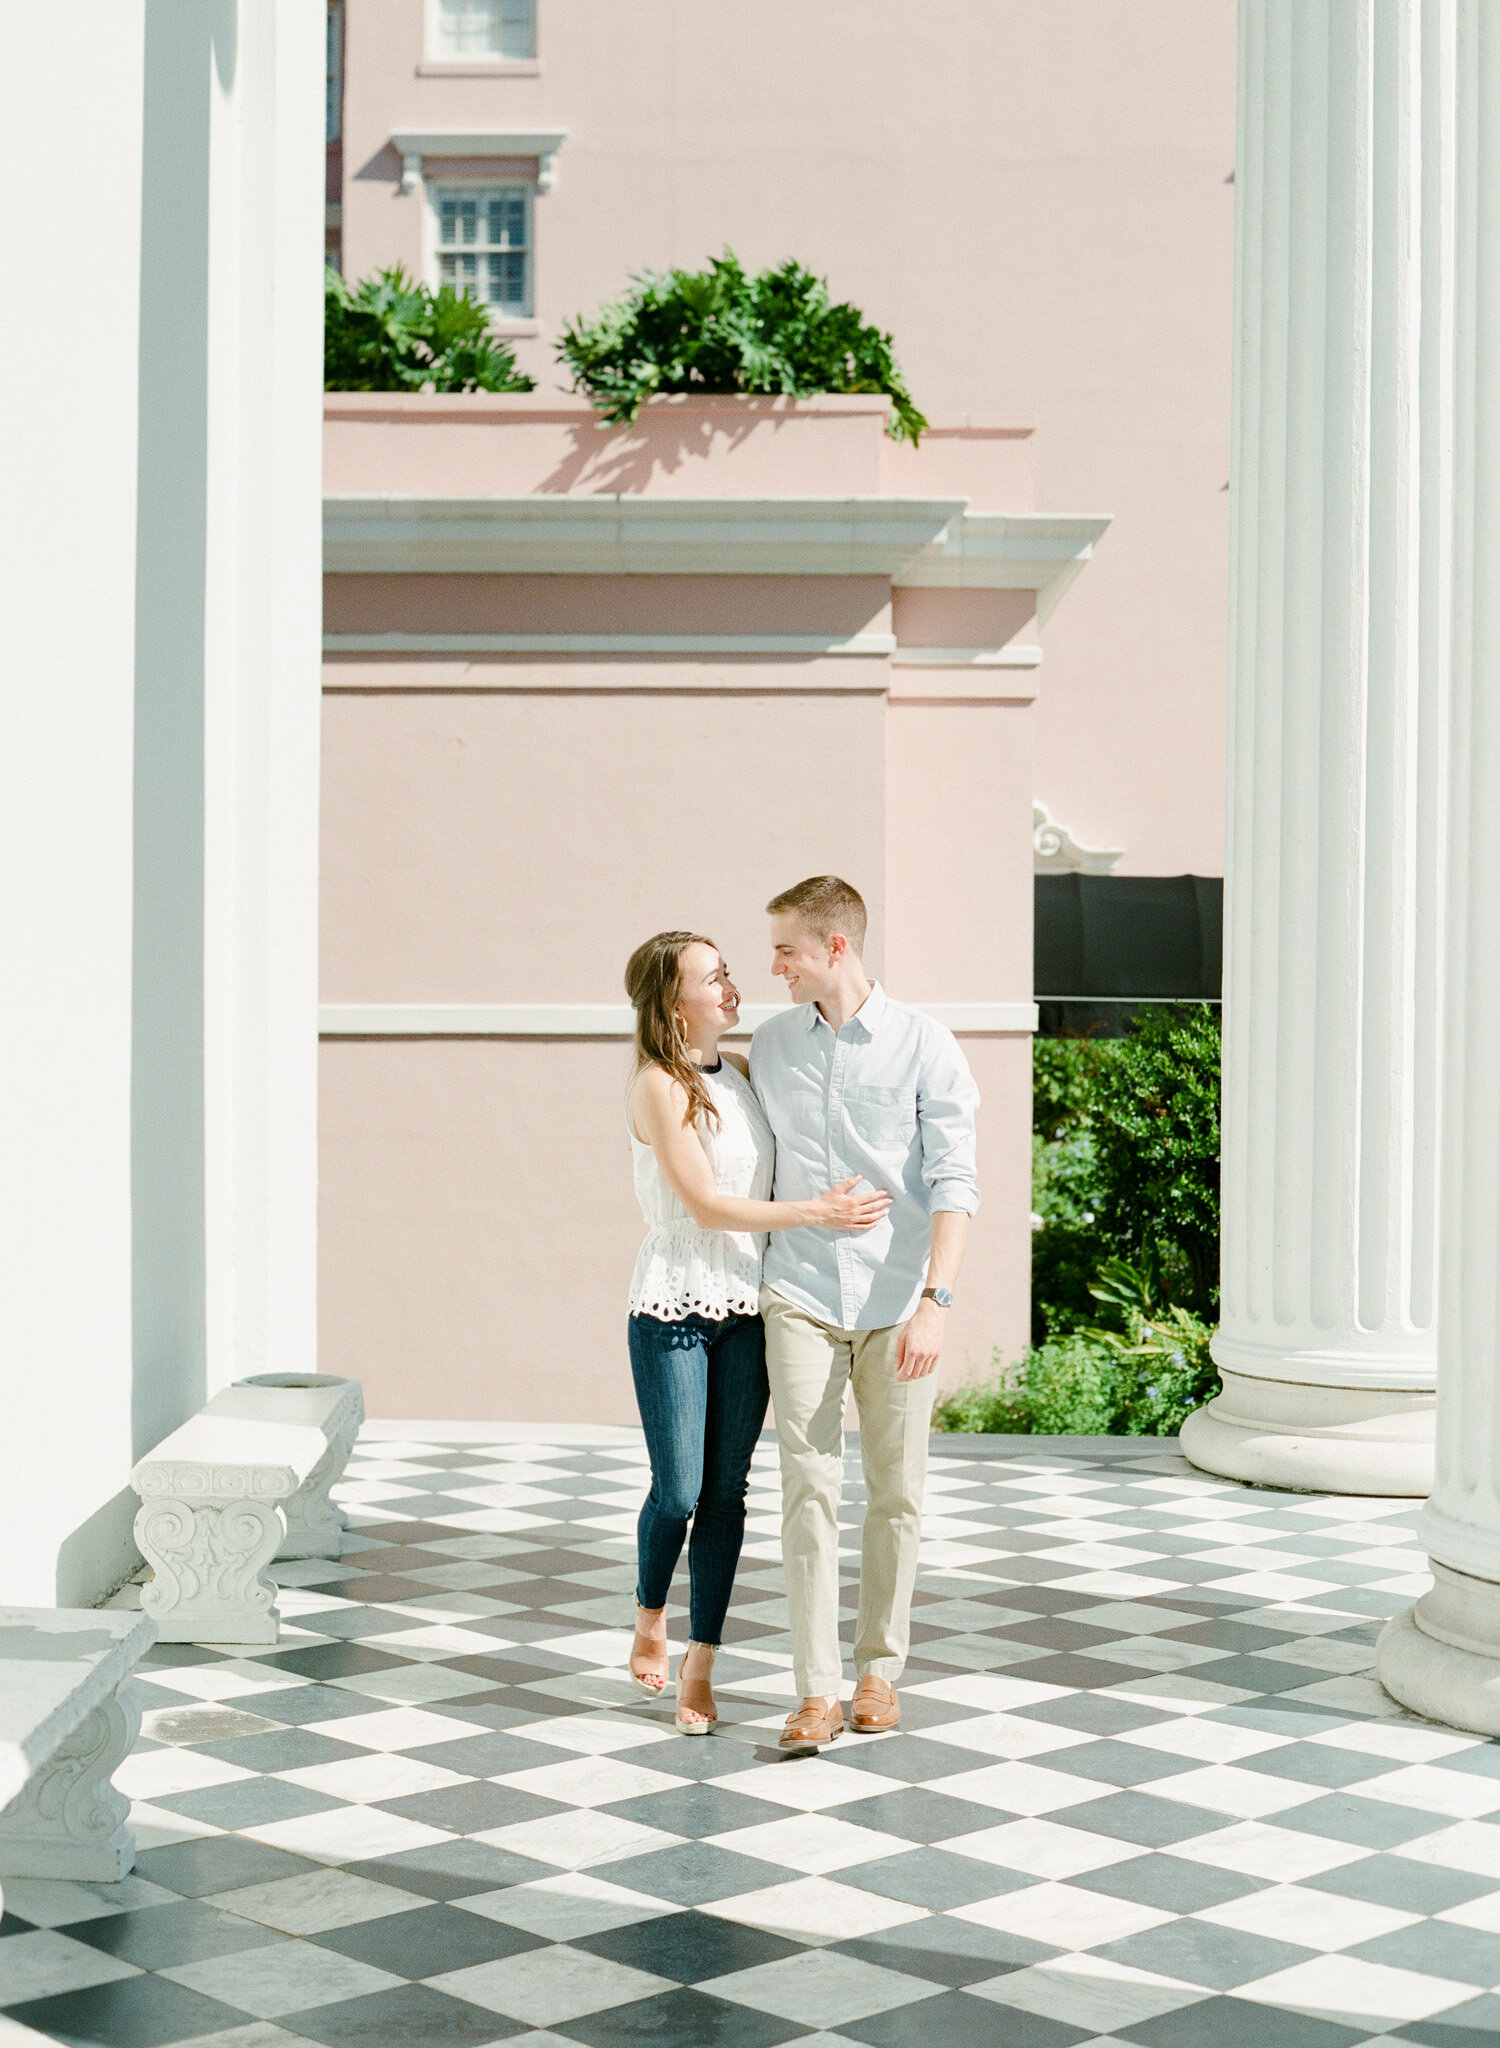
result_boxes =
[624,930,890,1733]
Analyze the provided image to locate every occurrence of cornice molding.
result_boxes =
[895,512,1113,622]
[319,1001,1039,1037]
[391,127,570,194]
[322,631,896,658]
[322,494,967,577]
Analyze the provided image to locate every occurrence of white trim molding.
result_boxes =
[891,644,1043,668]
[1033,800,1125,875]
[319,1001,1039,1037]
[895,513,1113,623]
[392,127,569,195]
[323,495,968,577]
[322,631,897,658]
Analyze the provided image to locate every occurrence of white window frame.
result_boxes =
[425,0,537,63]
[427,179,534,325]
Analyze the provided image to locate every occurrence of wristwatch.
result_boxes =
[921,1287,953,1308]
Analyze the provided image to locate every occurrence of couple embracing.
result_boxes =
[622,875,980,1750]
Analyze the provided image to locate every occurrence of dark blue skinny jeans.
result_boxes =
[628,1310,769,1645]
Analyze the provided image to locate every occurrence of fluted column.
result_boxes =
[1378,4,1500,1731]
[1181,0,1445,1496]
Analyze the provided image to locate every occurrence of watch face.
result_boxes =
[929,1288,953,1307]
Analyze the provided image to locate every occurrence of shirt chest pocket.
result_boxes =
[848,1083,916,1144]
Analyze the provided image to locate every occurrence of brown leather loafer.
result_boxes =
[779,1697,844,1750]
[850,1676,900,1732]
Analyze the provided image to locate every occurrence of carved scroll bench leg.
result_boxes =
[135,1497,286,1644]
[278,1408,361,1560]
[0,1681,143,1882]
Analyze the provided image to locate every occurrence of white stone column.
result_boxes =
[1181,0,1445,1496]
[1379,5,1500,1732]
[0,3,323,1606]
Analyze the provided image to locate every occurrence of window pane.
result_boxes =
[486,194,526,249]
[486,252,527,306]
[436,0,501,57]
[439,195,480,245]
[498,0,536,59]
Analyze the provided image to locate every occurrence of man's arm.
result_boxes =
[894,1209,970,1380]
[895,1026,981,1382]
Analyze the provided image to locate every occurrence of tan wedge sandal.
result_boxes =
[675,1641,718,1734]
[629,1603,669,1698]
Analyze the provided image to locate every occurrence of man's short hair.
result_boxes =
[766,875,867,954]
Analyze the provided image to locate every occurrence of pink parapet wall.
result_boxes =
[323,392,1035,506]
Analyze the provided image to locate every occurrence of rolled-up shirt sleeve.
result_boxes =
[918,1027,982,1215]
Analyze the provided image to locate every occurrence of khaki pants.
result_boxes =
[761,1286,937,1699]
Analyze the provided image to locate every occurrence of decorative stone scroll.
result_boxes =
[130,1417,329,1644]
[209,1375,365,1561]
[0,1608,156,1886]
[1032,801,1124,875]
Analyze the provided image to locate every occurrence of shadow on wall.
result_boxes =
[533,409,769,493]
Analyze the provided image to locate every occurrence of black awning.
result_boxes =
[1035,874,1222,1035]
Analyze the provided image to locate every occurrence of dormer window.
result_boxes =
[431,0,536,61]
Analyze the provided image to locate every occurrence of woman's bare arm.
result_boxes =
[633,1066,890,1235]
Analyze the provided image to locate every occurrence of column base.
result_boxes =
[1379,1564,1500,1735]
[1179,1369,1434,1495]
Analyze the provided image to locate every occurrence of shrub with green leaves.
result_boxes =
[1088,1006,1222,1318]
[325,265,536,393]
[556,248,927,442]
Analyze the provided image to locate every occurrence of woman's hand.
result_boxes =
[807,1178,893,1232]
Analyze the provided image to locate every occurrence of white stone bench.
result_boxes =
[0,1608,156,1888]
[204,1374,364,1562]
[131,1416,329,1644]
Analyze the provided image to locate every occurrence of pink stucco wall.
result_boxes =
[335,0,1233,875]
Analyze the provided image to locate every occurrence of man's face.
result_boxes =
[770,912,837,1005]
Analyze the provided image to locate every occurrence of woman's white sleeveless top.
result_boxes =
[628,1060,776,1320]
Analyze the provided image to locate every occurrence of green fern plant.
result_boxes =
[324,265,536,393]
[556,248,927,442]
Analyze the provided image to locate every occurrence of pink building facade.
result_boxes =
[322,0,1235,1423]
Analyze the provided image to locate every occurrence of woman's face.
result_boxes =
[675,941,740,1042]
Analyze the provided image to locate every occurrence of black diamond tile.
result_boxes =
[376,1780,566,1832]
[1395,1993,1500,2042]
[559,1985,806,2048]
[286,1980,527,2045]
[1072,1850,1266,1912]
[833,1931,1023,1987]
[1014,1694,1176,1735]
[601,1783,789,1839]
[342,1838,559,1898]
[255,1641,410,1679]
[828,1785,1012,1843]
[313,1902,546,1974]
[1274,1792,1453,1848]
[1347,1917,1500,1985]
[842,1846,1035,1909]
[1098,1916,1315,1991]
[1116,1994,1364,2046]
[154,1775,344,1828]
[597,1841,796,1905]
[840,1987,1089,2048]
[66,1898,285,1969]
[1041,1737,1205,1788]
[1043,1790,1235,1848]
[195,1726,370,1770]
[4,1975,248,2048]
[1308,1853,1498,1914]
[250,1682,394,1726]
[132,1835,321,1898]
[576,1907,804,1982]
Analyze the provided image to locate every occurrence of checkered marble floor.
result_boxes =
[10,1427,1500,2047]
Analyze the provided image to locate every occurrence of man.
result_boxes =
[750,875,979,1747]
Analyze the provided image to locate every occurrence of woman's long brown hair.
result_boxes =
[624,931,721,1133]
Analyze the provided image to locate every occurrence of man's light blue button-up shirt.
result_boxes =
[750,982,981,1332]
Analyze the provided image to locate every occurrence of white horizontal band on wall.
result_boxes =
[890,645,1044,668]
[319,1002,1040,1037]
[323,632,898,657]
